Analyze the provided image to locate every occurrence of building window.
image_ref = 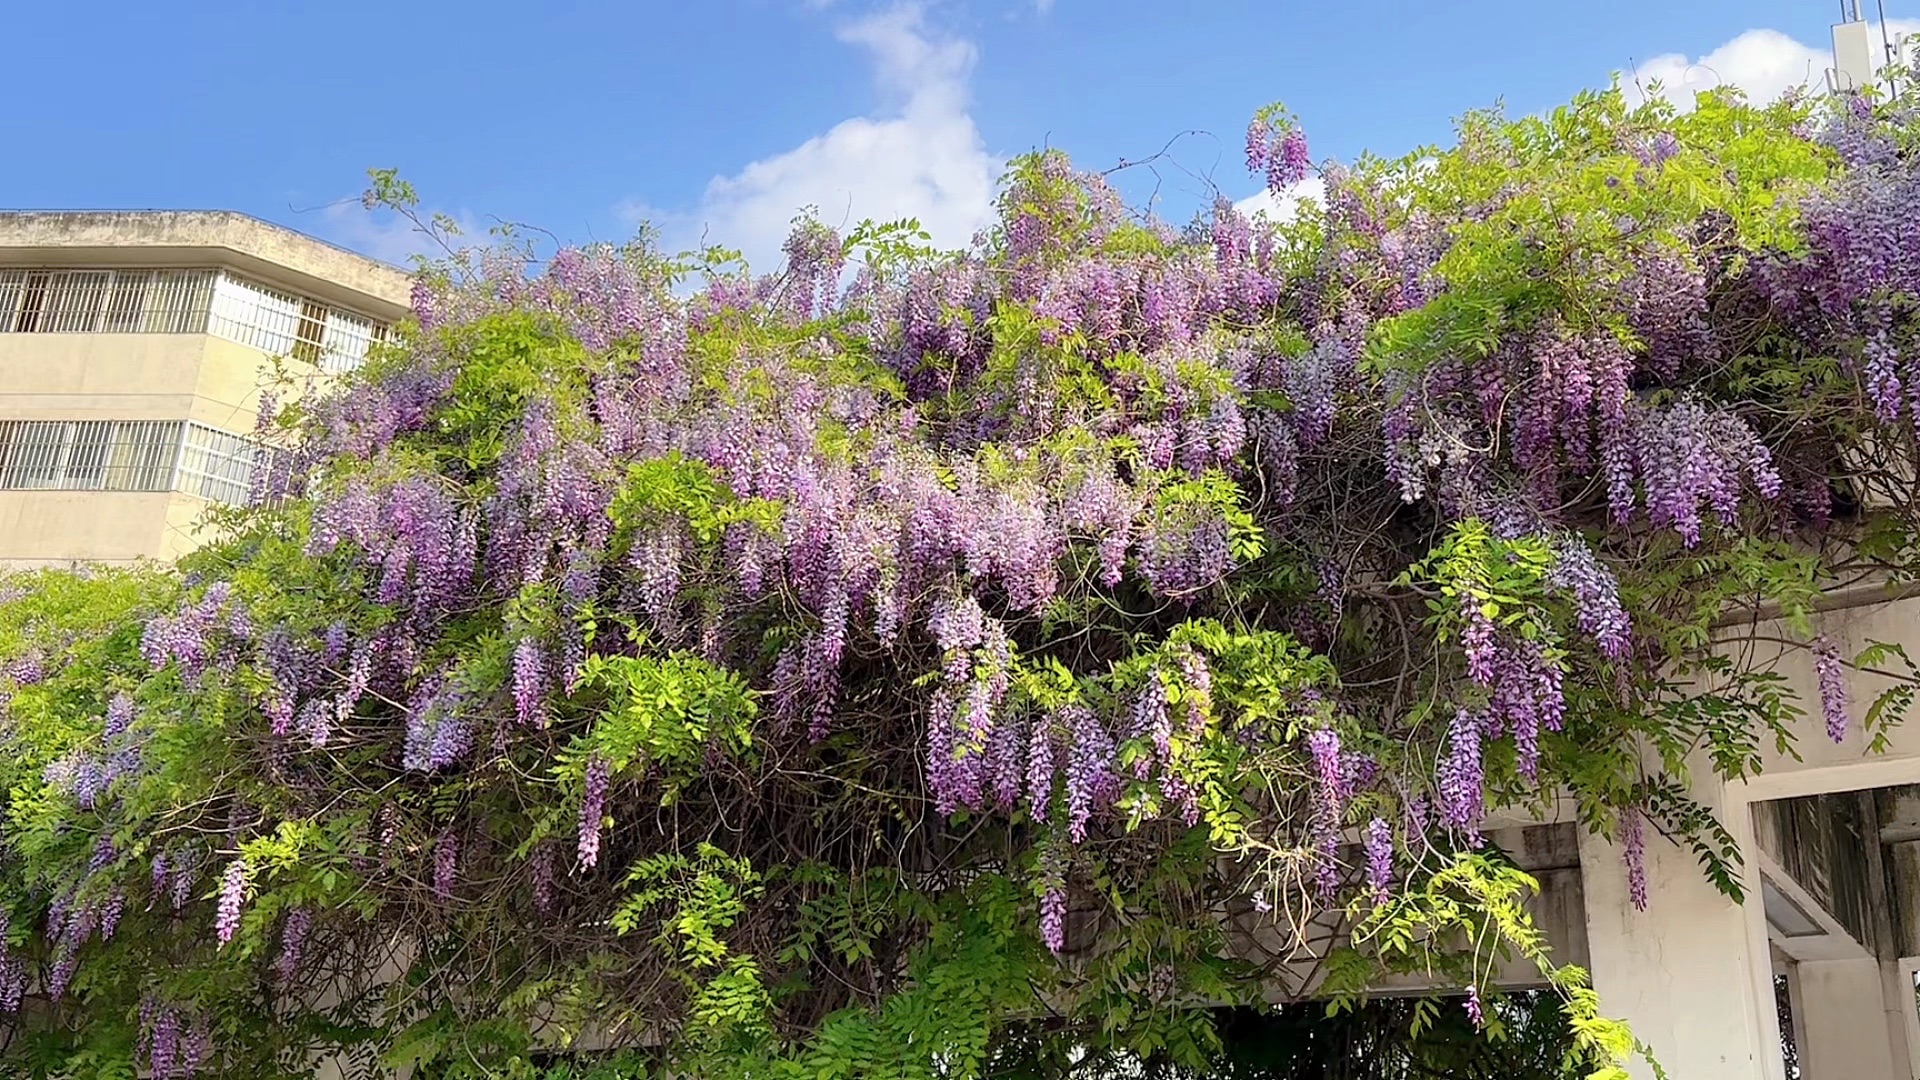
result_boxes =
[176,424,259,505]
[109,421,188,491]
[2,271,48,332]
[0,268,386,372]
[144,271,220,333]
[208,274,300,356]
[203,273,385,373]
[292,299,328,365]
[319,308,381,373]
[0,419,263,505]
[0,420,182,491]
[0,420,71,488]
[0,269,216,335]
[100,272,148,333]
[40,271,110,332]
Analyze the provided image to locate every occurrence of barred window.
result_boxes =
[0,421,69,488]
[176,424,259,505]
[41,270,108,332]
[204,273,385,372]
[0,419,265,504]
[0,268,387,372]
[208,274,299,355]
[0,270,215,334]
[104,421,186,490]
[0,420,182,491]
[320,308,381,373]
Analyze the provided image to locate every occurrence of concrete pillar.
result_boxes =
[1579,819,1781,1079]
[1879,960,1917,1079]
[1795,957,1902,1079]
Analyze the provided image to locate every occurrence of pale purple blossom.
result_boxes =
[1623,809,1649,911]
[216,859,247,945]
[578,756,610,868]
[433,831,459,899]
[1364,818,1394,901]
[1814,635,1850,743]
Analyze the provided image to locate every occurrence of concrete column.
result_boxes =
[1880,960,1917,1079]
[1579,819,1781,1080]
[1795,957,1902,1079]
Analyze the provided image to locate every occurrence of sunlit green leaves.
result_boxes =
[570,654,756,802]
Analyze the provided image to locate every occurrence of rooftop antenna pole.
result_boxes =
[1875,0,1901,95]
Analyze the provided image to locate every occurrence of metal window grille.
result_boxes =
[176,424,259,505]
[0,269,215,334]
[0,268,386,371]
[208,273,300,355]
[320,308,380,373]
[0,420,182,491]
[204,272,384,373]
[143,271,220,333]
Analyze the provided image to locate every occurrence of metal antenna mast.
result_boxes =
[1875,0,1903,95]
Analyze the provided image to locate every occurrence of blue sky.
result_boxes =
[3,1,1913,270]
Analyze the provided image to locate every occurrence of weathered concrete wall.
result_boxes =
[0,333,209,416]
[1582,768,1781,1080]
[0,490,180,565]
[191,335,283,430]
[0,211,410,319]
[1603,593,1920,1080]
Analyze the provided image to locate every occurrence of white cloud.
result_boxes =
[311,200,486,268]
[632,4,1000,273]
[1233,177,1326,224]
[1234,158,1436,224]
[1622,21,1920,109]
[1033,0,1055,12]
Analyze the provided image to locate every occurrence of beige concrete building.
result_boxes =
[0,211,411,568]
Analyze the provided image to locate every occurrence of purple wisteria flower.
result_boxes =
[512,637,547,728]
[1063,705,1116,844]
[1364,818,1394,902]
[1622,809,1649,912]
[1460,598,1497,684]
[433,831,459,899]
[1437,710,1484,834]
[578,756,610,868]
[1813,635,1850,743]
[1547,539,1632,660]
[215,860,247,945]
[278,907,313,981]
[533,844,557,914]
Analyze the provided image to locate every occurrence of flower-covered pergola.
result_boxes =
[1,79,1918,1079]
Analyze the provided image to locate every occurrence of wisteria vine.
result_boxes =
[1,77,1918,1079]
